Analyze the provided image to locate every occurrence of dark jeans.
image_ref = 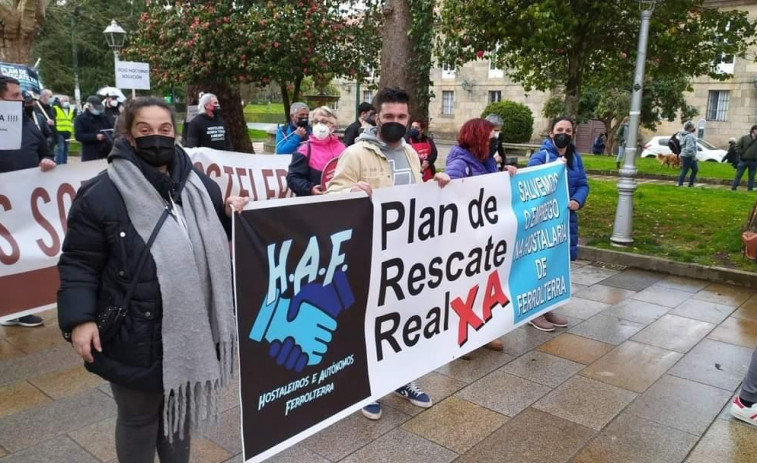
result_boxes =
[55,133,69,164]
[731,160,757,191]
[678,157,698,186]
[110,383,190,463]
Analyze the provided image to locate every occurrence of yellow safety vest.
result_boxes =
[54,106,75,134]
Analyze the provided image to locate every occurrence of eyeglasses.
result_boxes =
[313,119,337,129]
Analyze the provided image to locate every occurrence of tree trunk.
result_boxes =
[406,2,433,124]
[564,53,582,118]
[280,83,290,123]
[0,0,49,65]
[187,81,254,154]
[378,0,411,92]
[280,75,304,122]
[605,118,624,156]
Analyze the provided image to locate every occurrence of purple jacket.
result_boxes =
[445,145,498,179]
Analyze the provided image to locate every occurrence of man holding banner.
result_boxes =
[0,75,56,327]
[327,86,451,420]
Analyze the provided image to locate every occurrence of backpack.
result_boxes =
[668,133,682,155]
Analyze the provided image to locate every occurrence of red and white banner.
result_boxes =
[0,148,291,321]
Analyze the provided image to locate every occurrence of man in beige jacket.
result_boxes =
[327,87,450,421]
[328,87,449,195]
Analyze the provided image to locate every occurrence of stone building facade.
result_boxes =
[335,62,554,143]
[653,0,757,147]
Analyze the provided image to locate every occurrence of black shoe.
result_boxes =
[0,315,44,327]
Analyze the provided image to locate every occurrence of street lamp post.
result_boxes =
[610,0,659,246]
[103,19,127,92]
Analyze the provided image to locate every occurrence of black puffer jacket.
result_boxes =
[57,138,231,391]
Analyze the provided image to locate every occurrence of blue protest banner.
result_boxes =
[0,62,42,94]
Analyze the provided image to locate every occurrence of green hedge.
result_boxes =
[481,100,534,143]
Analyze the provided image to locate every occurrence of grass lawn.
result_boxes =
[244,103,285,115]
[248,128,268,140]
[581,178,757,271]
[581,154,737,181]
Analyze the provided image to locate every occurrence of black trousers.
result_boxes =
[110,383,190,463]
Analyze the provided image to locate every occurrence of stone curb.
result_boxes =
[579,245,757,289]
[585,169,733,186]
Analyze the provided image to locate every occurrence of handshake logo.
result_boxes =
[249,269,355,373]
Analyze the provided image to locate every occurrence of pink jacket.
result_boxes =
[296,135,346,171]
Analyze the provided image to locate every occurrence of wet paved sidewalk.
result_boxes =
[1,262,757,462]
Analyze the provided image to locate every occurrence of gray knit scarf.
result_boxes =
[108,158,236,441]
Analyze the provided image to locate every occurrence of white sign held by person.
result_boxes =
[0,101,23,150]
[115,61,151,90]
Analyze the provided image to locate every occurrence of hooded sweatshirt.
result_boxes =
[679,130,697,159]
[326,126,422,192]
[356,126,415,185]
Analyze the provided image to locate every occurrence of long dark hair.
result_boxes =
[550,117,575,169]
[118,96,177,136]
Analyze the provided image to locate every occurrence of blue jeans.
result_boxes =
[678,157,698,186]
[55,133,69,164]
[731,160,757,191]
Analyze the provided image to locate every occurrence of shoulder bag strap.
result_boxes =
[121,207,170,310]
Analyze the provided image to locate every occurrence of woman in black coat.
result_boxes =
[58,97,248,463]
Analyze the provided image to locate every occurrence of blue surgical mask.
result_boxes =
[90,108,102,116]
[62,102,70,109]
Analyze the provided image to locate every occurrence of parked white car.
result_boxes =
[640,136,727,162]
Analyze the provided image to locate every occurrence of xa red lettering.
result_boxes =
[450,285,483,347]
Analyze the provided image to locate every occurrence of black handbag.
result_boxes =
[96,207,171,343]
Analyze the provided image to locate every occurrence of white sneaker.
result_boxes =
[730,396,757,428]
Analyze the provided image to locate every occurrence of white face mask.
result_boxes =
[491,130,500,139]
[312,123,330,140]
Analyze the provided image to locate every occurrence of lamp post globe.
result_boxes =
[103,20,127,60]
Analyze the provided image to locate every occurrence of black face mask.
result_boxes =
[379,122,407,144]
[553,133,572,149]
[24,106,35,118]
[213,106,222,119]
[134,135,176,167]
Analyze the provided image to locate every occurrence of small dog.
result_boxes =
[657,153,681,168]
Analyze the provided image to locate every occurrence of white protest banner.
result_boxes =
[115,61,151,90]
[0,161,107,319]
[185,148,292,201]
[0,101,23,150]
[0,149,292,321]
[233,162,572,462]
